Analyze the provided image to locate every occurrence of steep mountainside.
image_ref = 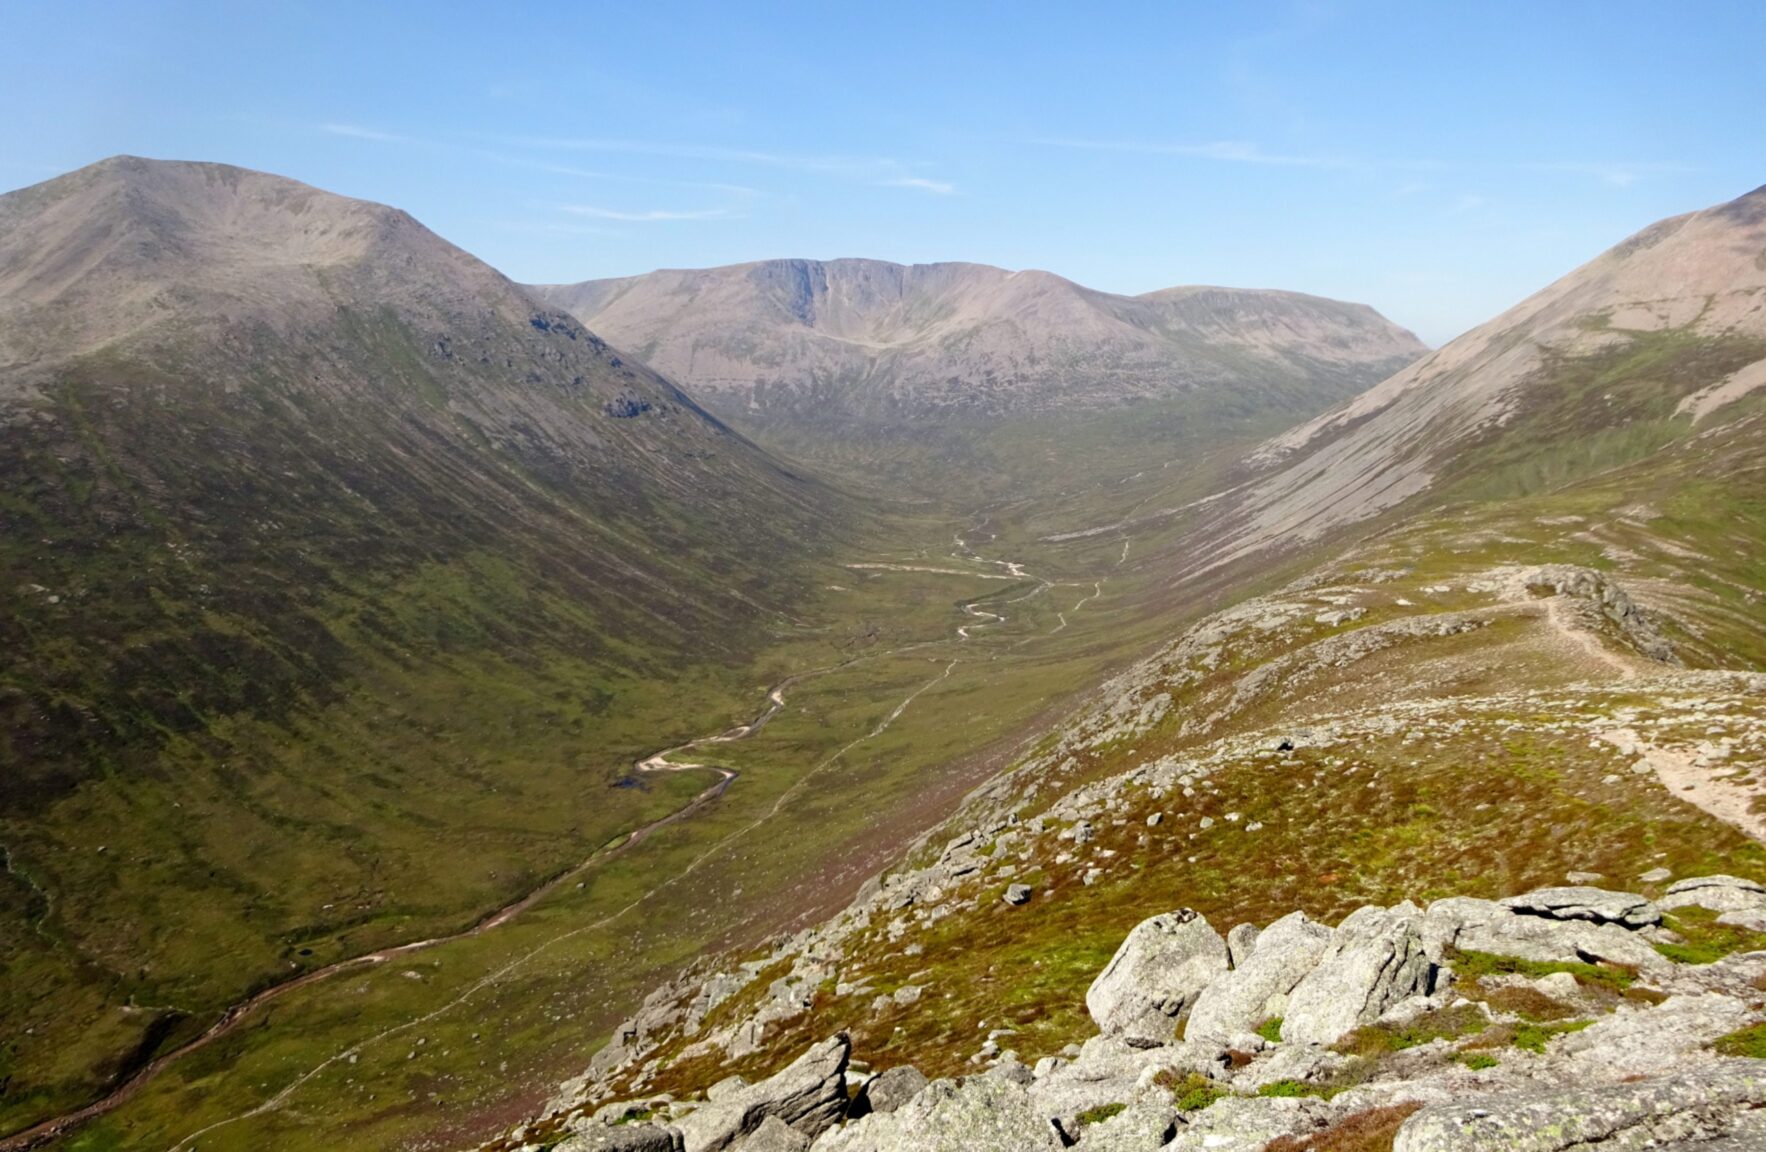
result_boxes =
[0,157,841,1134]
[1202,184,1766,571]
[483,190,1766,1152]
[530,259,1425,422]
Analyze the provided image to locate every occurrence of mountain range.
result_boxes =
[3,157,1765,1152]
[531,259,1425,423]
[494,185,1766,1152]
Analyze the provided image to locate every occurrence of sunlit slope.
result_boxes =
[0,156,843,1132]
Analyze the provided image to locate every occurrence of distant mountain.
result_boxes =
[1204,184,1766,570]
[0,157,838,1129]
[530,259,1426,423]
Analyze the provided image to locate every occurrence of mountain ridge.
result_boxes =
[530,257,1426,421]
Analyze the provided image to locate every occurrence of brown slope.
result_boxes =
[529,258,1425,421]
[1194,183,1766,571]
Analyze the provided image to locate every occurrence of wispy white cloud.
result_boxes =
[1027,136,1691,189]
[493,219,626,238]
[491,134,902,177]
[881,176,956,195]
[320,122,406,143]
[562,204,740,222]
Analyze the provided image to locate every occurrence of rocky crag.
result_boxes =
[505,873,1766,1152]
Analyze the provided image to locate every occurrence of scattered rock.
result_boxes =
[1004,884,1034,906]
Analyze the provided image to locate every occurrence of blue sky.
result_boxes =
[4,1,1762,345]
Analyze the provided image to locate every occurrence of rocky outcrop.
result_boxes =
[1393,1060,1766,1151]
[1281,903,1436,1046]
[677,1034,850,1152]
[1086,911,1230,1043]
[525,875,1766,1152]
[1422,894,1670,973]
[1663,875,1766,914]
[811,1075,1062,1152]
[736,1116,810,1152]
[557,1123,684,1151]
[1499,885,1661,928]
[1187,911,1332,1048]
[849,1065,927,1117]
[1071,1098,1178,1150]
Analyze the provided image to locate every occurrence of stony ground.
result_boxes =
[480,546,1766,1152]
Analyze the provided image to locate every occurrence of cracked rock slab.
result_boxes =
[1392,1060,1766,1151]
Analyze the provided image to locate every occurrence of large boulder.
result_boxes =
[1499,886,1660,928]
[1560,993,1754,1078]
[1072,1098,1179,1150]
[734,1116,810,1152]
[679,1034,851,1152]
[558,1124,685,1151]
[811,1075,1063,1152]
[849,1065,927,1117]
[1162,1095,1333,1151]
[1422,896,1668,974]
[1086,910,1229,1043]
[1661,875,1766,914]
[1282,903,1435,1046]
[1187,911,1332,1048]
[1392,1060,1766,1151]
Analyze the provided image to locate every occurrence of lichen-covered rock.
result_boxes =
[1661,875,1766,914]
[850,1065,927,1117]
[1392,1060,1766,1151]
[1560,993,1754,1077]
[1086,910,1229,1043]
[1028,1035,1216,1129]
[558,1123,686,1151]
[1163,1095,1333,1151]
[1282,903,1435,1046]
[1422,896,1669,974]
[1072,1098,1179,1150]
[1499,886,1662,928]
[811,1076,1062,1152]
[679,1034,850,1152]
[1226,923,1261,969]
[1188,911,1332,1048]
[733,1115,810,1152]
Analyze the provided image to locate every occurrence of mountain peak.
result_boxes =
[0,156,514,373]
